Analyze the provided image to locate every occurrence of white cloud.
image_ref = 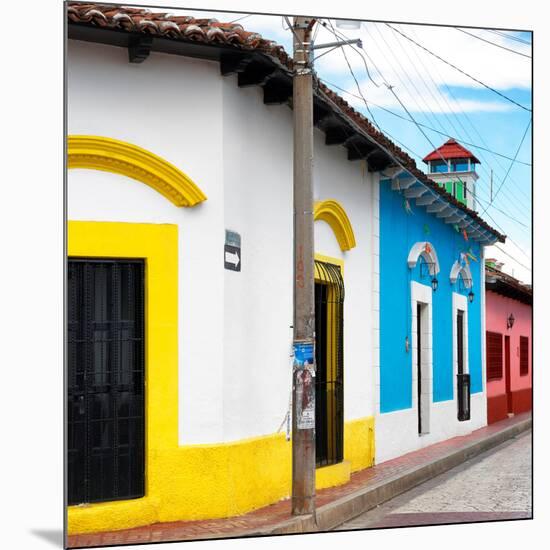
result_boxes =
[340,79,512,114]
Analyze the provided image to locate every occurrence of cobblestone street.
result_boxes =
[336,430,532,530]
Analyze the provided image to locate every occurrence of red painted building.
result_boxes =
[485,260,532,424]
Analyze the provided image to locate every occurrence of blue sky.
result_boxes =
[163,8,533,282]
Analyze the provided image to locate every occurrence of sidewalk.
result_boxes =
[68,412,532,548]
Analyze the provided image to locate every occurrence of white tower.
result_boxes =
[423,138,480,211]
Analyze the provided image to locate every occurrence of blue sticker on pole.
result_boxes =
[293,342,314,369]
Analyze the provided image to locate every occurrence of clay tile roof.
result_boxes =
[67,3,293,66]
[423,138,481,164]
[485,264,532,304]
[67,3,504,243]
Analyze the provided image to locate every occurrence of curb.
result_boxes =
[252,417,531,535]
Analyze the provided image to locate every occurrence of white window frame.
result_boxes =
[452,292,469,402]
[411,281,433,435]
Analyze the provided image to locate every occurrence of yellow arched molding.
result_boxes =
[314,200,356,252]
[68,135,207,207]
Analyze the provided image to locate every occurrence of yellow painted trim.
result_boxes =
[315,253,344,277]
[68,135,207,207]
[314,199,356,252]
[68,220,179,534]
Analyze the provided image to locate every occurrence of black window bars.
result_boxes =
[68,259,145,505]
[314,260,344,468]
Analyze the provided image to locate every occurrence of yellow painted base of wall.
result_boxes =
[316,460,351,490]
[68,417,375,535]
[344,416,376,472]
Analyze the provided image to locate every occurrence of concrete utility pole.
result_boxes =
[291,15,317,516]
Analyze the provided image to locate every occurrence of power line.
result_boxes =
[325,24,531,228]
[484,29,531,46]
[320,74,531,229]
[319,24,530,247]
[480,118,532,215]
[385,23,532,112]
[401,23,532,212]
[483,210,531,261]
[320,79,530,240]
[390,23,532,220]
[318,78,531,167]
[368,21,450,138]
[493,244,531,272]
[455,28,531,58]
[317,20,382,88]
[228,14,251,24]
[326,20,384,131]
[474,193,529,229]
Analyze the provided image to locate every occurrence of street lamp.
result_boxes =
[335,19,361,30]
[507,313,515,329]
[468,290,474,303]
[431,276,438,292]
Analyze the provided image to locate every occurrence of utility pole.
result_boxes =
[291,15,316,517]
[288,14,361,517]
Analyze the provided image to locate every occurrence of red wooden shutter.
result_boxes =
[520,336,529,376]
[486,331,503,380]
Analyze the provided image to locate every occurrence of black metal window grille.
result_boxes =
[68,259,145,505]
[457,310,465,376]
[457,373,471,421]
[456,311,470,421]
[314,260,344,468]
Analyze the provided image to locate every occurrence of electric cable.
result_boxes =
[385,23,531,112]
[455,28,531,58]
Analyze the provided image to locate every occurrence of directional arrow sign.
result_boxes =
[224,244,241,272]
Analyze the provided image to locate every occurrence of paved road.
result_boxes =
[336,430,532,530]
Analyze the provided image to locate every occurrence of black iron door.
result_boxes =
[456,310,471,421]
[314,260,344,467]
[457,310,464,376]
[68,259,145,505]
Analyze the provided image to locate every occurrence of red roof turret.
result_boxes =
[423,138,480,164]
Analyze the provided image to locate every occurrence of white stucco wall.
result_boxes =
[375,284,486,464]
[68,41,226,444]
[313,133,377,421]
[68,39,378,446]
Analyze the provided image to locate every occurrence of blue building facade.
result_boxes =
[379,178,482,413]
[375,158,499,463]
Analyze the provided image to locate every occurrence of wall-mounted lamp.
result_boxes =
[405,335,410,353]
[507,313,515,329]
[468,290,475,303]
[431,276,438,292]
[459,276,472,292]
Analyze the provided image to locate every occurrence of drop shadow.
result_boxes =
[31,529,65,548]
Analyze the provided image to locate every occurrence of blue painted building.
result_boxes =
[375,141,504,463]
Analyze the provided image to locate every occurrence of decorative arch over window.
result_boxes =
[68,135,207,207]
[314,199,356,252]
[450,259,473,289]
[407,241,440,275]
